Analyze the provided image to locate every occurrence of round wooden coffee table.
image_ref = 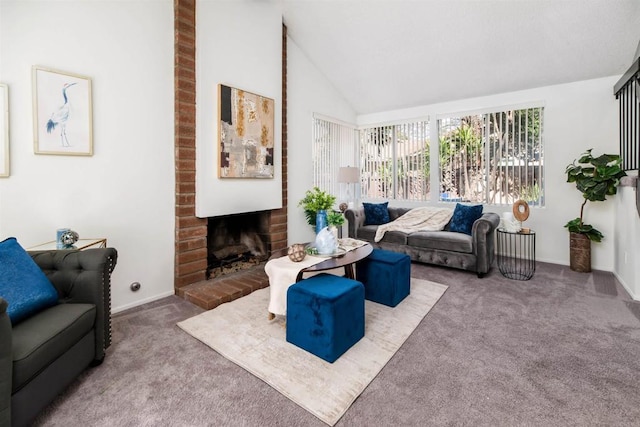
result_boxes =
[294,243,372,282]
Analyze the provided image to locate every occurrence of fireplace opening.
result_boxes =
[207,212,269,279]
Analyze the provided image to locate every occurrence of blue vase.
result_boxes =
[315,210,328,234]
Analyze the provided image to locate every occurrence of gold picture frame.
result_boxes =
[32,66,93,156]
[0,83,8,177]
[218,84,274,178]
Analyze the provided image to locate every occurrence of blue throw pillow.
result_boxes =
[363,202,390,225]
[0,237,59,324]
[449,203,483,235]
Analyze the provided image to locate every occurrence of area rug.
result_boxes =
[177,278,447,426]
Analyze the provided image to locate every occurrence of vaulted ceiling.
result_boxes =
[281,0,640,115]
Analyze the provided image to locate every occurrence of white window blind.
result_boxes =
[311,107,542,207]
[360,120,430,201]
[312,116,359,202]
[438,106,544,206]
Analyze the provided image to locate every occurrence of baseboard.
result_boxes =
[111,290,176,314]
[613,271,639,301]
[534,256,615,274]
[534,256,567,266]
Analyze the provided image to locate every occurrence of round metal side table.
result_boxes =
[496,228,536,280]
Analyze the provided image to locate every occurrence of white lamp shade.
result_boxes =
[338,166,359,183]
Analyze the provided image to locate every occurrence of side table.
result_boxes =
[496,228,535,280]
[27,238,107,251]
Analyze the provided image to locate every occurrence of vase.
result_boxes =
[314,226,338,255]
[328,225,339,243]
[56,228,70,249]
[315,210,328,234]
[569,232,591,272]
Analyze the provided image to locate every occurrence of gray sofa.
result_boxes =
[1,248,117,427]
[345,206,500,277]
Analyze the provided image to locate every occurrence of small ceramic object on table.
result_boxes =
[314,227,338,255]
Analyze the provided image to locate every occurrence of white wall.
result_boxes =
[358,76,621,271]
[614,176,640,299]
[287,36,357,244]
[195,1,283,218]
[0,1,175,312]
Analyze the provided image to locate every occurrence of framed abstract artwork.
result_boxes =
[0,83,8,177]
[32,66,93,156]
[218,84,274,178]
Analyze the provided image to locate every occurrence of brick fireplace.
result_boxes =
[173,0,288,308]
[206,211,270,279]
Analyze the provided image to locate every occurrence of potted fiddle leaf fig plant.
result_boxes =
[298,187,337,233]
[564,149,626,272]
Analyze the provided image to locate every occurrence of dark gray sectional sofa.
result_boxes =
[345,206,500,277]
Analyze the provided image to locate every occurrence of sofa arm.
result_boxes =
[29,248,118,362]
[0,298,12,426]
[345,208,366,238]
[471,212,500,276]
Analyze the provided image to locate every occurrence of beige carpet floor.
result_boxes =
[177,278,447,426]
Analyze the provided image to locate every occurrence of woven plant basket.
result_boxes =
[569,232,591,273]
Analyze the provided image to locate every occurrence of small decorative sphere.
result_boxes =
[339,202,348,212]
[287,243,307,262]
[60,230,79,247]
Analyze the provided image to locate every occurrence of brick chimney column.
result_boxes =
[175,0,207,291]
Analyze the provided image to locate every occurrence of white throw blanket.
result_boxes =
[374,207,454,242]
[265,255,327,316]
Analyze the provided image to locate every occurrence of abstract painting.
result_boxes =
[32,66,93,156]
[218,84,274,178]
[0,83,8,177]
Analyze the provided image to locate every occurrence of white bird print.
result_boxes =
[46,82,76,147]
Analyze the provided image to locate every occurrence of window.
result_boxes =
[360,120,430,201]
[438,106,544,206]
[312,105,543,207]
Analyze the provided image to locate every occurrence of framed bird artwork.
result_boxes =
[32,66,93,156]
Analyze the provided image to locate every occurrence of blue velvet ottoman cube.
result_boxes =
[356,249,411,307]
[286,273,365,363]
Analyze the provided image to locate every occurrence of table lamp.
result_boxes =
[338,166,360,208]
